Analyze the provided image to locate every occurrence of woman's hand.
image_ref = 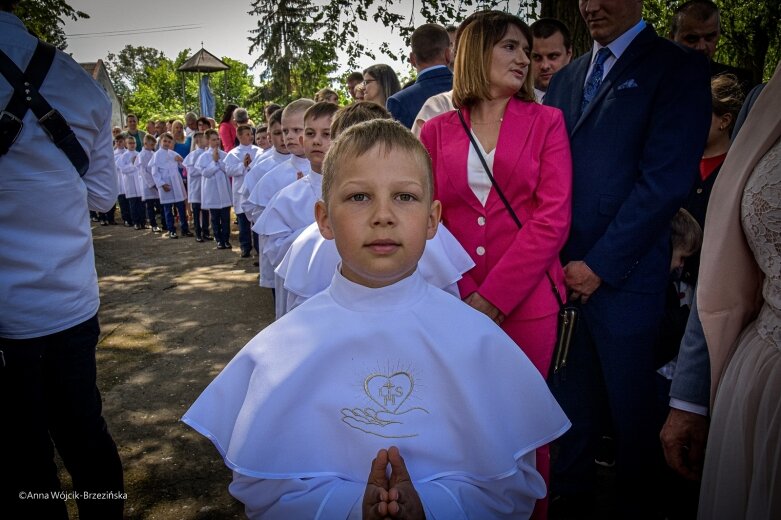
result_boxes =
[464,292,505,324]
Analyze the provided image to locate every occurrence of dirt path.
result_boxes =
[67,220,273,519]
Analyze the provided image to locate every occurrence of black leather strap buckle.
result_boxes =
[38,109,71,144]
[0,110,23,156]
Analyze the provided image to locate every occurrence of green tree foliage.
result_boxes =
[108,47,261,124]
[14,0,88,50]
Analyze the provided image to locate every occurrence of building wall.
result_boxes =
[93,62,123,128]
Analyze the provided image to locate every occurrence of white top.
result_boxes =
[197,147,231,209]
[467,131,495,206]
[275,222,475,317]
[412,90,453,137]
[114,148,126,195]
[183,269,569,519]
[184,147,207,203]
[585,19,647,85]
[117,149,142,198]
[0,11,117,339]
[247,154,311,219]
[138,149,159,201]
[224,144,262,214]
[150,148,186,203]
[239,149,290,218]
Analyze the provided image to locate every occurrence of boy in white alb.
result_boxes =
[183,120,570,519]
[256,102,338,287]
[240,109,289,221]
[224,124,262,257]
[197,129,232,249]
[113,134,131,226]
[116,134,145,229]
[248,99,313,291]
[138,134,163,232]
[150,132,190,238]
[183,131,211,242]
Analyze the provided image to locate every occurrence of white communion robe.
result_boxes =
[138,149,160,201]
[239,149,290,219]
[117,149,142,199]
[246,154,311,221]
[197,148,231,210]
[150,148,186,204]
[184,147,207,204]
[182,269,570,519]
[274,221,475,318]
[113,148,126,196]
[224,144,262,214]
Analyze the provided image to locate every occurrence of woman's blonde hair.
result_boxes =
[451,10,535,108]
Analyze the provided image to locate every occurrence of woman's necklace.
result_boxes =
[471,118,503,124]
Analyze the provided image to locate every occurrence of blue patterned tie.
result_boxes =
[581,47,612,112]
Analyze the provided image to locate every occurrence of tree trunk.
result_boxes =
[540,0,592,57]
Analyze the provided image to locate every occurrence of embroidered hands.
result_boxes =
[363,447,425,520]
[342,407,429,438]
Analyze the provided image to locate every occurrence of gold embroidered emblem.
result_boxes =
[341,368,429,438]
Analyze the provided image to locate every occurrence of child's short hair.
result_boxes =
[281,98,315,119]
[314,87,339,103]
[330,101,392,137]
[322,119,433,206]
[197,116,211,128]
[269,108,284,126]
[257,125,268,133]
[205,128,219,140]
[143,134,157,145]
[115,132,128,142]
[237,124,253,135]
[304,101,340,126]
[671,208,703,255]
[160,131,174,141]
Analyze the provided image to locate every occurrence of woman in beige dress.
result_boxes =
[697,63,781,519]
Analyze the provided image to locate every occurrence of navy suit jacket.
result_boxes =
[545,25,711,294]
[386,66,453,129]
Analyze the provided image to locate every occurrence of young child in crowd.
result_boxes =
[248,99,314,291]
[240,109,289,222]
[113,133,132,226]
[255,101,339,292]
[183,119,569,519]
[117,134,145,229]
[151,132,190,239]
[224,124,263,257]
[138,134,164,233]
[197,129,232,249]
[274,102,474,318]
[184,131,211,242]
[255,124,271,152]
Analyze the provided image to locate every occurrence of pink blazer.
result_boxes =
[420,97,572,320]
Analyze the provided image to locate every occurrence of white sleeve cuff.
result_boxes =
[669,398,708,416]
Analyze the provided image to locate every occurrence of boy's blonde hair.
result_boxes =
[321,119,433,206]
[143,134,157,145]
[236,124,253,135]
[281,98,315,119]
[330,101,392,138]
[204,128,219,140]
[671,208,703,255]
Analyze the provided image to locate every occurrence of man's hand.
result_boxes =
[464,292,504,324]
[387,447,425,520]
[564,261,602,303]
[660,408,709,481]
[363,449,391,520]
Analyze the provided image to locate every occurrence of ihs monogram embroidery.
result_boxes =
[341,368,429,438]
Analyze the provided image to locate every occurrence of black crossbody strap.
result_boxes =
[0,40,90,176]
[457,109,564,309]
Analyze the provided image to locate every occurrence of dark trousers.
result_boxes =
[162,201,189,234]
[98,203,116,224]
[117,194,131,225]
[237,212,252,254]
[144,198,159,228]
[252,231,260,255]
[550,286,667,517]
[192,203,210,239]
[209,207,231,246]
[127,197,144,227]
[0,315,124,520]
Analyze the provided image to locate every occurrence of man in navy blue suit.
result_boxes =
[386,23,452,129]
[544,0,711,515]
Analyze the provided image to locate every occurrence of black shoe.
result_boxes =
[152,226,161,233]
[240,250,251,258]
[100,221,109,226]
[182,231,194,237]
[594,436,616,468]
[253,260,259,266]
[195,236,204,243]
[202,234,212,241]
[134,224,141,230]
[109,221,118,225]
[124,221,132,227]
[225,242,233,249]
[169,231,178,239]
[91,216,99,222]
[215,243,227,250]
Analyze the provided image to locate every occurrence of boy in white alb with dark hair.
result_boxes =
[197,129,232,249]
[183,119,569,519]
[224,124,262,257]
[138,133,163,232]
[183,131,211,242]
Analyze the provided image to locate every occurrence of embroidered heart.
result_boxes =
[365,372,413,413]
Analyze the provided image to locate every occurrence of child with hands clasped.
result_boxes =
[151,132,190,238]
[197,129,232,249]
[184,119,569,519]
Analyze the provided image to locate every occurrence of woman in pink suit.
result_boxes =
[420,11,571,518]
